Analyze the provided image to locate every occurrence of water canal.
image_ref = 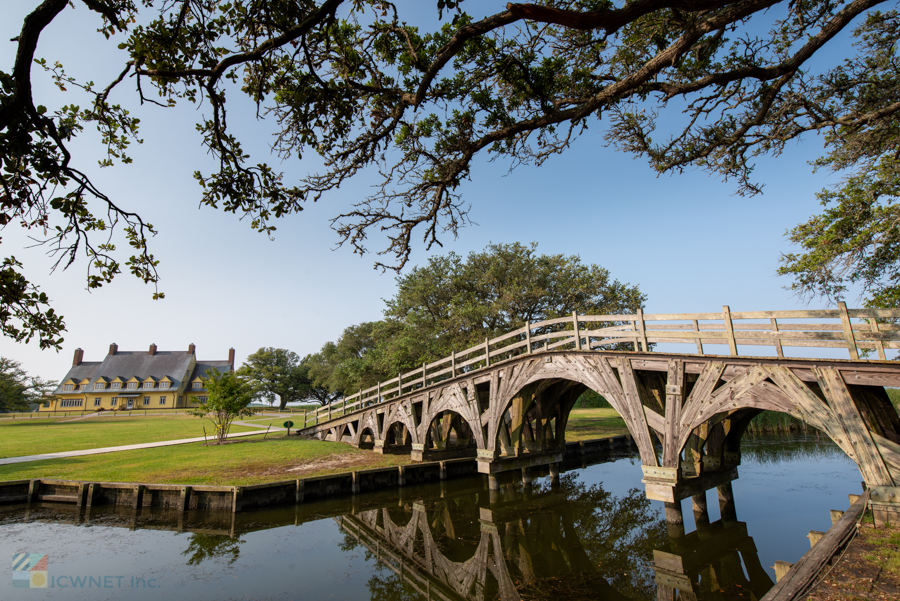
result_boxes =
[0,435,862,600]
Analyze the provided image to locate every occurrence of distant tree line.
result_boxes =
[0,358,57,412]
[239,243,645,409]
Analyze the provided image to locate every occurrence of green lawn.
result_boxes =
[0,436,411,486]
[0,406,629,486]
[0,415,261,458]
[564,407,630,441]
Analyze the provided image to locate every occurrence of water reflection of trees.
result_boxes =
[182,533,245,566]
[518,474,667,600]
[740,434,849,466]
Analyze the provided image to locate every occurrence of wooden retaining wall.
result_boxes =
[0,457,479,514]
[761,491,870,601]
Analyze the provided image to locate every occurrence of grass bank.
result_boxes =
[565,408,630,441]
[806,523,900,600]
[0,415,260,458]
[0,436,411,486]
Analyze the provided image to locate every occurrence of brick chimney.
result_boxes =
[228,348,235,368]
[149,343,157,356]
[188,343,196,355]
[72,348,84,366]
[108,343,118,356]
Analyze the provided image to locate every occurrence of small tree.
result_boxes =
[192,370,253,444]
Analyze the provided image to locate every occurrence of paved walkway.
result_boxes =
[0,422,286,466]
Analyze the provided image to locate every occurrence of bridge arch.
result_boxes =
[485,355,660,466]
[382,419,413,452]
[422,409,478,458]
[419,382,486,450]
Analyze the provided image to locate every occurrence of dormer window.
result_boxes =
[192,382,202,389]
[94,383,105,390]
[64,384,74,391]
[79,384,88,391]
[143,381,154,389]
[160,381,170,389]
[127,382,137,389]
[111,382,122,390]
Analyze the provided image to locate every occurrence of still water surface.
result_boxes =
[0,435,863,600]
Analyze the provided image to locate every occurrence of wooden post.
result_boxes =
[451,351,456,377]
[774,561,793,582]
[398,374,402,396]
[422,362,427,388]
[484,338,490,367]
[838,301,859,360]
[572,311,582,350]
[869,316,887,360]
[525,320,532,354]
[770,318,784,358]
[377,381,381,402]
[302,409,307,427]
[636,308,648,353]
[723,305,738,356]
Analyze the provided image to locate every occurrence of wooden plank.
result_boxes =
[761,492,869,601]
[817,367,893,487]
[762,366,843,447]
[699,366,769,422]
[644,406,666,436]
[838,301,860,360]
[677,362,725,451]
[848,308,900,319]
[728,309,840,319]
[617,357,660,467]
[872,432,900,476]
[663,359,684,467]
[643,330,847,341]
[641,322,847,332]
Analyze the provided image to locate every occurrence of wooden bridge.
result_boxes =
[300,303,900,523]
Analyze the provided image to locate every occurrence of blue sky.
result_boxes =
[0,2,862,381]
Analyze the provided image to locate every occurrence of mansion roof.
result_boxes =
[56,345,234,395]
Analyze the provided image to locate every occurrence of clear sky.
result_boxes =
[0,2,864,383]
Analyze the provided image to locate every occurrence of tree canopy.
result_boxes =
[0,357,56,412]
[238,346,337,408]
[4,0,899,348]
[306,242,645,395]
[192,368,253,442]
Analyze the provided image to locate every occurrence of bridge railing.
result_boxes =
[303,303,900,428]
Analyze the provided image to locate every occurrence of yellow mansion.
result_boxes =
[42,343,235,412]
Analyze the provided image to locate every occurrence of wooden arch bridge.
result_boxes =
[299,304,900,521]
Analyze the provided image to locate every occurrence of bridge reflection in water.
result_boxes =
[336,471,773,601]
[5,445,803,600]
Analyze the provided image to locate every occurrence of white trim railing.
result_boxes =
[302,303,900,428]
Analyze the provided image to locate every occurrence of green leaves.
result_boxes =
[237,347,324,409]
[306,242,646,395]
[779,156,900,309]
[192,369,254,443]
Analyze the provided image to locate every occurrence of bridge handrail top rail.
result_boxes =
[309,305,900,422]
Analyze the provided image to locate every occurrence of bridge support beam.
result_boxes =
[477,451,565,475]
[644,467,740,504]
